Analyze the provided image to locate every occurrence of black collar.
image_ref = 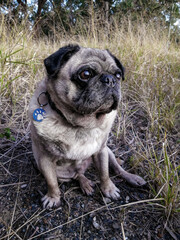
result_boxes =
[46,91,66,120]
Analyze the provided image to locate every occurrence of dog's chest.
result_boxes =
[35,118,108,160]
[66,127,105,160]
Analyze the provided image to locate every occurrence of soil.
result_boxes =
[0,110,179,240]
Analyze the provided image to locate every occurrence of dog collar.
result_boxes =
[46,91,66,120]
[33,91,65,122]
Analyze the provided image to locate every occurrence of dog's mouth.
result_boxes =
[73,89,120,116]
[95,95,118,117]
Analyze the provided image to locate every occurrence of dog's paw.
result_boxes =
[125,173,146,187]
[101,179,120,200]
[41,194,61,209]
[79,177,94,196]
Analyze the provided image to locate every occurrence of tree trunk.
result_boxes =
[104,1,109,34]
[34,0,47,35]
[105,1,109,24]
[90,0,96,39]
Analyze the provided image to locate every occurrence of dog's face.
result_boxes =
[44,45,124,117]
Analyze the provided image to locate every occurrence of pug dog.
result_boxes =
[29,44,146,209]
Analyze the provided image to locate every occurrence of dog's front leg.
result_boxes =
[93,146,120,200]
[39,156,61,209]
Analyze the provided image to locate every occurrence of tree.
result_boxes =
[34,0,47,34]
[0,0,179,37]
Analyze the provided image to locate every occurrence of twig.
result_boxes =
[0,218,22,240]
[28,203,114,240]
[0,162,13,175]
[7,184,20,240]
[121,222,126,240]
[79,212,84,240]
[28,227,40,239]
[28,198,164,240]
[109,198,164,210]
[165,226,177,240]
[0,132,29,159]
[0,182,26,188]
[0,208,45,240]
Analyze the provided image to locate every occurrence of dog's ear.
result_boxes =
[107,50,125,80]
[44,44,80,78]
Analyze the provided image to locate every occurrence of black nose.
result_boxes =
[100,74,116,88]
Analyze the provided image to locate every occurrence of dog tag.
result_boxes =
[33,108,46,122]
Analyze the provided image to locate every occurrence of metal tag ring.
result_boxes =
[37,91,48,107]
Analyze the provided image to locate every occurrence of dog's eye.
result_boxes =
[79,70,91,80]
[115,72,121,80]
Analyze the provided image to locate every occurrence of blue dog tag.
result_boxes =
[33,108,46,122]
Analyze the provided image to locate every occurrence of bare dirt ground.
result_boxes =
[0,106,179,240]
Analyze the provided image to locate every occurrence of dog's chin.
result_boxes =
[95,97,118,119]
[74,95,119,117]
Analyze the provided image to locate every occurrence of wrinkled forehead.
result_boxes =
[63,47,117,74]
[80,47,108,61]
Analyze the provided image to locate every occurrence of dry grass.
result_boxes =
[0,16,180,239]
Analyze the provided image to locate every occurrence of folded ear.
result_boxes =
[44,44,80,79]
[107,50,125,80]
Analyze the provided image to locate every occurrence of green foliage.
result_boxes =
[0,0,180,37]
[148,138,180,216]
[0,128,15,141]
[0,48,24,97]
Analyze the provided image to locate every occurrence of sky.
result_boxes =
[174,19,180,27]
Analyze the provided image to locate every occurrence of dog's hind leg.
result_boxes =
[75,157,94,195]
[108,147,146,186]
[77,174,94,195]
